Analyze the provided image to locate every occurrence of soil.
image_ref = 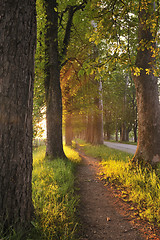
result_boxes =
[75,148,160,240]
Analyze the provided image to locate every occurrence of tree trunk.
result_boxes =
[92,80,104,145]
[115,121,119,141]
[0,0,36,230]
[65,113,73,146]
[126,129,129,142]
[126,128,130,142]
[106,130,111,140]
[132,1,160,167]
[120,122,126,141]
[86,114,93,143]
[45,0,65,158]
[116,129,118,141]
[133,119,138,143]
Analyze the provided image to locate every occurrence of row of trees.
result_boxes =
[61,0,160,166]
[0,0,160,232]
[62,63,138,144]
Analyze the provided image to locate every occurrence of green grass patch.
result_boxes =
[74,139,132,161]
[76,140,160,226]
[32,145,81,239]
[0,145,80,240]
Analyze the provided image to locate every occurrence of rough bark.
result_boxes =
[45,0,65,158]
[132,1,160,167]
[0,0,36,230]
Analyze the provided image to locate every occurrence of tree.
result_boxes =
[45,0,65,158]
[101,65,137,142]
[0,0,36,230]
[132,0,160,167]
[89,45,104,145]
[61,64,75,146]
[88,0,160,166]
[44,0,87,158]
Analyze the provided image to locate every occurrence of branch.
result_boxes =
[59,6,70,28]
[61,57,83,68]
[60,0,88,64]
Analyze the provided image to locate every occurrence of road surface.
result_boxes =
[104,141,137,154]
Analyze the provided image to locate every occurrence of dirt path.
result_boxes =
[75,150,160,240]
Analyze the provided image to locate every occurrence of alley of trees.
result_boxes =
[0,0,160,233]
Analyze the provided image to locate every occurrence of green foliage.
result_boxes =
[77,140,160,226]
[33,0,46,138]
[32,145,80,239]
[102,67,137,138]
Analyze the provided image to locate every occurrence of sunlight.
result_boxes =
[38,117,46,139]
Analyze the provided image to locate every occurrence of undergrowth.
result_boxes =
[32,145,81,239]
[75,139,160,227]
[0,145,81,240]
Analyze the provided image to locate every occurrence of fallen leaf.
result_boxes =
[106,217,111,221]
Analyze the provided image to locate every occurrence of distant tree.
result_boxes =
[90,45,104,145]
[61,64,75,146]
[102,68,137,142]
[0,0,36,230]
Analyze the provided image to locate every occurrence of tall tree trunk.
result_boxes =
[92,80,104,145]
[132,1,160,167]
[45,0,87,157]
[106,130,111,140]
[115,121,119,141]
[116,129,118,142]
[45,0,65,158]
[133,119,138,143]
[86,114,93,143]
[65,113,73,146]
[0,0,36,230]
[120,122,126,141]
[126,127,130,142]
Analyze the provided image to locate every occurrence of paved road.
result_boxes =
[104,141,137,154]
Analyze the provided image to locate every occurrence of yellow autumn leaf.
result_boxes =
[133,67,142,76]
[145,68,151,75]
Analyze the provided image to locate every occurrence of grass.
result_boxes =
[75,139,160,227]
[31,145,81,239]
[0,145,81,240]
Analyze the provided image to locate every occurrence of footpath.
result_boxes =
[75,148,160,240]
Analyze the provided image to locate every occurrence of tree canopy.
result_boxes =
[34,0,160,165]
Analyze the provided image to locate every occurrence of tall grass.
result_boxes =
[76,140,160,226]
[0,145,81,240]
[32,145,81,239]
